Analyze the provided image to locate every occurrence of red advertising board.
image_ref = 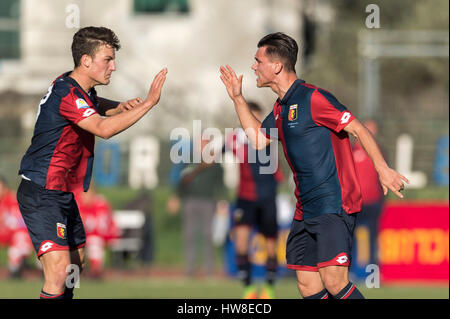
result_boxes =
[378,201,449,283]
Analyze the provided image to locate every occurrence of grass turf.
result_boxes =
[0,277,447,299]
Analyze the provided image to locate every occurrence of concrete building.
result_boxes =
[0,0,309,140]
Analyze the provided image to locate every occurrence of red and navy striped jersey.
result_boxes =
[261,79,362,221]
[225,129,283,202]
[18,72,99,193]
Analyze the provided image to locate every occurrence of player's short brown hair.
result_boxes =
[257,32,298,73]
[71,26,121,67]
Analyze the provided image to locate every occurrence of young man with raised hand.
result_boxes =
[17,26,167,299]
[219,32,408,299]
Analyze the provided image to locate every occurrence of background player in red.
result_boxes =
[220,32,408,299]
[0,176,33,278]
[352,119,385,266]
[75,186,120,279]
[225,102,284,299]
[17,26,167,299]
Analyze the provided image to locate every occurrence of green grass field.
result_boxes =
[1,185,447,300]
[0,277,447,299]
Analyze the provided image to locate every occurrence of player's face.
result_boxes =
[88,44,116,85]
[251,46,277,88]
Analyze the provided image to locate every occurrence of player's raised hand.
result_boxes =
[145,68,168,107]
[220,65,243,100]
[378,167,410,198]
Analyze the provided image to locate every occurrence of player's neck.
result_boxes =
[272,73,298,100]
[69,69,96,93]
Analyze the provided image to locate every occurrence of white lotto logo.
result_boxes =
[82,108,96,118]
[40,242,54,253]
[340,112,351,124]
[336,255,349,264]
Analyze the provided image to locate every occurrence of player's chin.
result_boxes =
[256,79,262,87]
[256,80,267,88]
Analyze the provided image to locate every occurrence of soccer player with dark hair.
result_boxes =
[225,101,284,299]
[17,26,167,299]
[220,32,408,299]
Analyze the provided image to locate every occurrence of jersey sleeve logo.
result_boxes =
[75,98,89,109]
[82,108,96,117]
[340,112,351,124]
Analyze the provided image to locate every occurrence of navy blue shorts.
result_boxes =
[233,197,278,238]
[16,179,86,258]
[286,212,358,271]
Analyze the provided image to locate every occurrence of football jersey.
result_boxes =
[18,72,99,193]
[261,79,362,221]
[225,129,283,201]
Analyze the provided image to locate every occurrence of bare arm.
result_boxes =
[77,68,167,139]
[219,65,270,150]
[344,118,409,198]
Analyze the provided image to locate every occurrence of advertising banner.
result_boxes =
[378,202,449,283]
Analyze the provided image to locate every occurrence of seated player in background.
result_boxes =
[224,102,284,299]
[75,186,120,279]
[0,176,33,278]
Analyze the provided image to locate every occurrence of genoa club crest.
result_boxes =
[288,104,298,121]
[57,223,66,239]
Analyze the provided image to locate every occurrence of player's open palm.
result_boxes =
[146,68,168,107]
[220,65,243,100]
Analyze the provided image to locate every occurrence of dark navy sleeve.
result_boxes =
[310,88,355,132]
[260,111,279,140]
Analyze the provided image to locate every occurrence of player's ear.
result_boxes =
[81,54,92,68]
[273,61,283,75]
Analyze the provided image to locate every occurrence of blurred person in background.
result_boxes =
[0,176,33,278]
[175,137,227,277]
[16,26,167,299]
[220,32,408,299]
[75,186,120,279]
[124,189,155,266]
[224,101,284,299]
[352,120,384,266]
